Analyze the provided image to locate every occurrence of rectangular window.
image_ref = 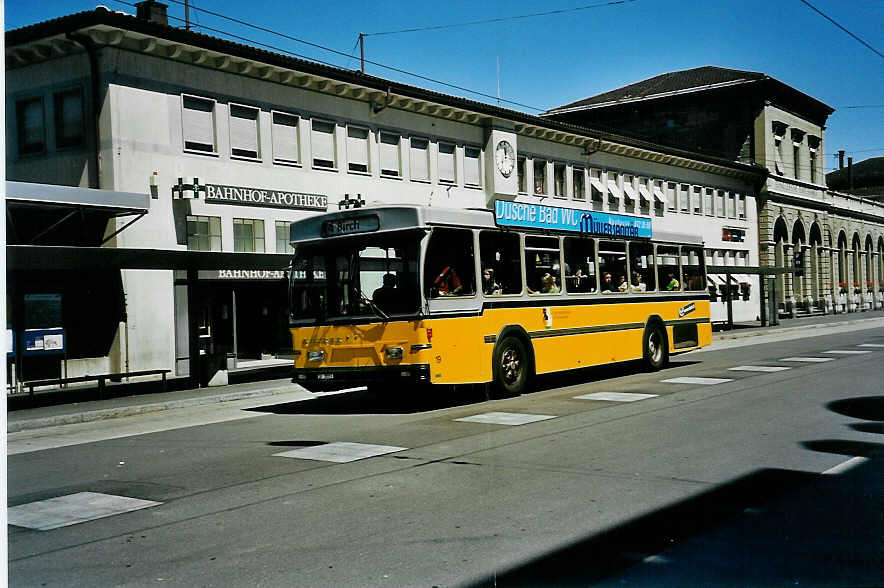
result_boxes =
[716,189,726,217]
[54,89,84,148]
[379,132,401,177]
[599,241,628,294]
[480,231,522,295]
[666,182,677,211]
[622,174,637,205]
[628,242,657,292]
[229,103,260,159]
[554,163,566,198]
[347,126,369,173]
[425,228,475,297]
[691,186,702,214]
[275,220,293,254]
[233,218,265,253]
[703,188,714,217]
[772,122,786,176]
[678,183,690,212]
[438,142,455,184]
[464,146,481,187]
[186,215,221,251]
[16,97,45,155]
[563,237,597,293]
[573,167,586,201]
[607,172,621,208]
[590,169,605,203]
[517,157,527,193]
[525,236,561,295]
[657,245,681,291]
[311,119,336,169]
[271,111,299,165]
[737,194,746,219]
[682,246,706,291]
[182,95,216,153]
[409,137,429,181]
[726,192,736,218]
[534,160,547,195]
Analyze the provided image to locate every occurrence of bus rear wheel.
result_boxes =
[493,335,531,397]
[643,323,668,371]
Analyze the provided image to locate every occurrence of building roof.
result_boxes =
[5,8,765,180]
[545,66,834,120]
[826,157,884,192]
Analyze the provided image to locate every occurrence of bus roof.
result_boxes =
[288,204,702,246]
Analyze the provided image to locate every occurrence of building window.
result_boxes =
[554,163,566,198]
[54,88,84,148]
[464,146,481,187]
[533,160,547,195]
[573,166,586,201]
[716,189,726,217]
[665,182,677,211]
[438,141,456,184]
[271,111,299,165]
[182,95,217,154]
[379,132,401,177]
[691,186,702,214]
[186,215,221,251]
[311,119,336,169]
[704,188,713,216]
[607,172,621,209]
[346,126,370,173]
[737,194,746,219]
[16,97,45,155]
[678,183,689,212]
[808,135,820,183]
[275,221,293,254]
[726,192,736,218]
[590,169,604,204]
[233,218,265,253]
[410,137,430,181]
[791,129,805,180]
[772,121,787,175]
[517,157,527,193]
[622,174,637,208]
[229,103,260,160]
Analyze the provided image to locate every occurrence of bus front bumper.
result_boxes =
[293,364,431,388]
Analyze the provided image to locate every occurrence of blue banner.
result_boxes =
[493,200,652,238]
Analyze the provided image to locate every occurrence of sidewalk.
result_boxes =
[7,310,884,433]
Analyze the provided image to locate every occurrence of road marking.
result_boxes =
[454,412,557,426]
[273,442,407,463]
[573,392,658,402]
[857,343,884,348]
[823,350,873,355]
[728,365,791,372]
[7,492,162,531]
[822,456,869,475]
[660,377,733,385]
[780,357,835,363]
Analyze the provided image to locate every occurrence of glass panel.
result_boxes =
[480,231,522,295]
[554,163,566,197]
[682,246,706,291]
[525,236,561,295]
[628,242,656,292]
[55,89,83,148]
[534,160,547,195]
[425,228,475,297]
[563,237,597,293]
[573,167,585,201]
[657,245,681,291]
[517,157,527,193]
[598,241,628,293]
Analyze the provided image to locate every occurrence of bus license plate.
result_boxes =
[317,373,334,380]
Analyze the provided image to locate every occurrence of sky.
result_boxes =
[6,0,883,172]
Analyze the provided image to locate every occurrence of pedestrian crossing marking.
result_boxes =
[454,412,556,426]
[7,492,162,531]
[274,442,407,463]
[823,350,872,355]
[661,377,732,385]
[728,365,791,372]
[857,343,884,348]
[574,392,658,402]
[780,357,834,362]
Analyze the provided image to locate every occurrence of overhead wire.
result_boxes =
[797,0,883,59]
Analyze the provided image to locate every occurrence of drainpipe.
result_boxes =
[66,32,101,189]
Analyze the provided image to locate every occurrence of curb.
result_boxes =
[712,316,884,342]
[7,384,308,434]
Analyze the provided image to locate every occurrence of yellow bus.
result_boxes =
[288,201,710,396]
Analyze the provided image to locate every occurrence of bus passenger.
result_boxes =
[601,272,614,293]
[372,273,398,312]
[630,272,647,292]
[482,268,502,295]
[433,266,463,297]
[665,273,680,291]
[617,275,628,292]
[541,272,560,294]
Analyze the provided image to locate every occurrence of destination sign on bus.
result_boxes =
[321,215,380,237]
[494,200,652,238]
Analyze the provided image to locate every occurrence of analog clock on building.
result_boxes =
[495,140,515,178]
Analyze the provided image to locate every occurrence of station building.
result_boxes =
[6,2,765,383]
[545,66,884,316]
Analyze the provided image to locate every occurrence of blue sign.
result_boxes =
[493,200,652,238]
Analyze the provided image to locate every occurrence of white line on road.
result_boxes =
[273,442,408,463]
[573,392,659,402]
[454,412,557,426]
[727,365,792,372]
[857,343,884,348]
[7,492,162,531]
[823,350,873,355]
[780,357,835,362]
[660,377,733,385]
[822,456,869,475]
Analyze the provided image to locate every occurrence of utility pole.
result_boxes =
[185,0,190,31]
[359,33,365,73]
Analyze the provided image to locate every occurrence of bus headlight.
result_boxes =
[307,350,325,362]
[385,347,404,360]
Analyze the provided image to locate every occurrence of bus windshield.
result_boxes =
[289,232,422,323]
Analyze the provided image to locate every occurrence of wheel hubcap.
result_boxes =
[501,347,521,384]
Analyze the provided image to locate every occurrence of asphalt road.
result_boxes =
[7,325,884,587]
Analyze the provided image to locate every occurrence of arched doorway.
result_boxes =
[809,222,823,310]
[792,219,807,309]
[865,234,875,310]
[852,233,862,311]
[878,236,884,309]
[773,217,789,313]
[836,230,848,312]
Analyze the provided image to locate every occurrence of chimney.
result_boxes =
[838,150,845,170]
[135,0,168,26]
[848,157,854,190]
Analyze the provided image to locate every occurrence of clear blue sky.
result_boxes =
[7,0,883,172]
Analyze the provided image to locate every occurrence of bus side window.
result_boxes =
[628,241,656,292]
[424,228,476,297]
[657,245,682,291]
[525,236,562,295]
[682,246,706,291]
[563,237,597,293]
[480,231,522,295]
[598,241,628,293]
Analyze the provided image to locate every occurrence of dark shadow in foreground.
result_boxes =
[463,461,883,587]
[826,396,884,421]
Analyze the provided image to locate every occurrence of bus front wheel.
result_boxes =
[493,335,531,397]
[643,323,668,371]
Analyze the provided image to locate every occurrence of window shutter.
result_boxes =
[230,104,259,157]
[438,142,455,182]
[272,112,298,163]
[182,96,215,151]
[312,120,335,167]
[347,127,369,171]
[464,147,480,186]
[410,138,429,180]
[380,133,400,176]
